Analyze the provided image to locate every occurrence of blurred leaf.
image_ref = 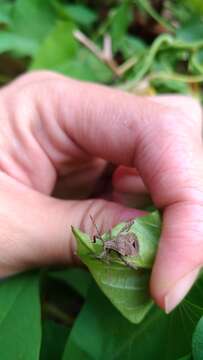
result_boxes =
[10,0,56,44]
[151,78,190,94]
[50,268,92,298]
[72,212,161,323]
[109,2,133,48]
[31,21,78,70]
[192,316,203,360]
[190,49,203,74]
[180,0,203,14]
[54,2,97,28]
[31,22,113,82]
[119,35,146,59]
[55,49,113,83]
[40,319,70,360]
[0,272,41,360]
[62,275,203,360]
[66,5,97,27]
[0,0,56,57]
[0,32,37,56]
[0,1,12,25]
[176,20,203,42]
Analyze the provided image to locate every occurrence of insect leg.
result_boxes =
[121,219,134,232]
[93,249,111,264]
[120,255,138,270]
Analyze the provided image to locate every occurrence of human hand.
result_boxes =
[0,71,202,314]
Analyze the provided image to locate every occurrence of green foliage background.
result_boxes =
[0,1,203,359]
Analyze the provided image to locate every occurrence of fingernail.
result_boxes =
[164,267,200,314]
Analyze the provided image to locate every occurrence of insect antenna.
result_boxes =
[89,215,105,245]
[89,215,101,236]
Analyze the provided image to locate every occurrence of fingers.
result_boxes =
[150,201,203,313]
[113,166,146,193]
[149,100,203,312]
[1,71,203,314]
[53,158,107,199]
[0,172,144,277]
[112,165,151,208]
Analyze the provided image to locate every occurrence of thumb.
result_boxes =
[151,203,203,313]
[0,173,143,277]
[148,97,203,313]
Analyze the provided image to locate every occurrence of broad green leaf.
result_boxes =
[0,32,37,56]
[40,319,70,360]
[192,316,203,360]
[30,21,78,70]
[0,1,12,25]
[109,2,133,48]
[72,212,161,323]
[55,49,113,83]
[63,276,203,360]
[0,272,41,360]
[10,0,56,44]
[49,268,92,298]
[176,20,203,42]
[54,2,97,28]
[65,5,97,27]
[0,0,56,56]
[119,35,146,60]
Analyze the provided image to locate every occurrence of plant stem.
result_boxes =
[43,303,73,326]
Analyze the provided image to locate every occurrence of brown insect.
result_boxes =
[90,216,139,270]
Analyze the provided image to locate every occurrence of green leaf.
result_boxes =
[110,2,133,48]
[66,5,97,27]
[192,316,203,360]
[190,49,203,74]
[40,319,70,360]
[119,35,146,60]
[0,1,12,25]
[0,0,56,57]
[63,276,203,360]
[55,49,113,83]
[49,268,92,298]
[0,32,38,56]
[0,272,41,360]
[54,1,97,27]
[10,0,56,44]
[72,211,161,323]
[180,0,203,14]
[30,21,78,70]
[152,78,190,94]
[176,20,203,42]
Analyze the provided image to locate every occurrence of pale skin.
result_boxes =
[0,71,202,313]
